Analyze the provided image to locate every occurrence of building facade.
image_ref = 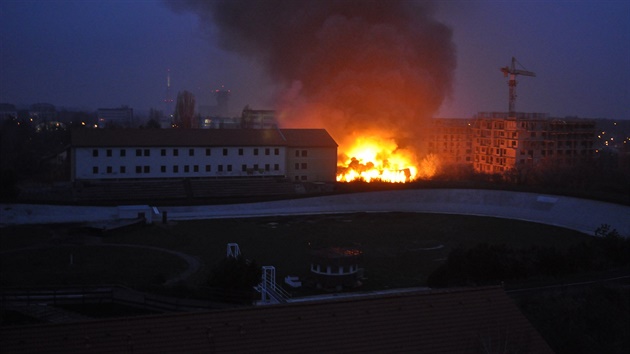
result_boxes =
[70,128,337,183]
[471,112,596,173]
[429,114,597,175]
[428,118,473,166]
[97,107,134,128]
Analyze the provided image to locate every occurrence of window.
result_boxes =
[120,149,126,157]
[295,176,299,181]
[184,165,190,173]
[238,148,243,156]
[136,149,142,157]
[295,150,300,157]
[227,165,232,172]
[120,166,126,174]
[205,148,211,156]
[106,166,112,173]
[173,149,179,156]
[92,166,98,174]
[144,166,150,173]
[274,148,279,155]
[173,165,179,173]
[254,148,259,156]
[253,164,258,170]
[144,149,150,156]
[265,148,270,155]
[265,164,270,171]
[205,165,211,172]
[136,166,142,173]
[301,163,307,169]
[274,164,279,171]
[92,149,98,157]
[189,149,194,156]
[301,175,307,181]
[218,165,223,172]
[161,165,166,173]
[301,150,307,157]
[223,148,228,156]
[193,165,199,172]
[295,163,300,170]
[242,164,247,172]
[161,149,166,156]
[106,149,112,157]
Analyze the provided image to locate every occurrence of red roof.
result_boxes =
[280,129,338,147]
[0,286,552,353]
[71,128,337,148]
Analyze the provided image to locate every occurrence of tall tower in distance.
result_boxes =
[214,85,230,117]
[162,69,175,128]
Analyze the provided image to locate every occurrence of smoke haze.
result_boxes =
[166,0,456,155]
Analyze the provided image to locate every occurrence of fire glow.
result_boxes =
[336,136,436,183]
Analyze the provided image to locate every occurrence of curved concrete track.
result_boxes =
[2,189,629,236]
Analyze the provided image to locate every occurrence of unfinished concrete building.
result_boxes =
[470,112,596,174]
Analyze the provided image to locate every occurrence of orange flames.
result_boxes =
[336,135,438,183]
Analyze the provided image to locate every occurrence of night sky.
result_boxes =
[1,0,628,120]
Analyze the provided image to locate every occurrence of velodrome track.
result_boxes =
[2,189,629,237]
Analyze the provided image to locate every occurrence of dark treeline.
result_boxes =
[427,225,630,288]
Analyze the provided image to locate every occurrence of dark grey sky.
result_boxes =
[0,0,628,120]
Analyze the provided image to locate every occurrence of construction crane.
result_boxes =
[501,57,535,117]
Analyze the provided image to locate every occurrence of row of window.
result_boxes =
[92,164,281,175]
[92,147,282,158]
[310,264,359,275]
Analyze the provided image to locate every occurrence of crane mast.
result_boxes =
[500,57,535,117]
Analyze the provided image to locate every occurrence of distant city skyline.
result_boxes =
[1,0,628,120]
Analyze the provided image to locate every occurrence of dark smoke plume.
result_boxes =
[166,0,456,155]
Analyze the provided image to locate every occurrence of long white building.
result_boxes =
[70,128,338,183]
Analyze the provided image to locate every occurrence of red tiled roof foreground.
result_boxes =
[0,286,552,353]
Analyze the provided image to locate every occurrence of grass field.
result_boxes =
[0,212,592,293]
